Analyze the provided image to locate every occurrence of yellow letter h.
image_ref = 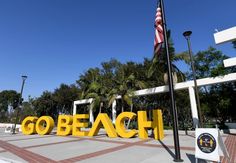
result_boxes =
[138,109,164,140]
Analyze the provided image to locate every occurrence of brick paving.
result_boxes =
[221,134,236,163]
[0,140,56,162]
[0,129,235,163]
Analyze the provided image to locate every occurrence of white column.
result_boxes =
[188,86,199,128]
[112,100,117,124]
[89,104,94,125]
[73,102,77,115]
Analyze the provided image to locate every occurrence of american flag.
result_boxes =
[154,6,164,55]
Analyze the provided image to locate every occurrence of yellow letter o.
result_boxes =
[35,116,54,135]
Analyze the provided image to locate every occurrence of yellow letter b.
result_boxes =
[57,115,72,136]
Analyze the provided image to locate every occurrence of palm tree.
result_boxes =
[76,68,104,124]
[148,30,188,83]
[108,66,146,113]
[85,80,107,113]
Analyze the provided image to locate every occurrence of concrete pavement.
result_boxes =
[0,129,235,163]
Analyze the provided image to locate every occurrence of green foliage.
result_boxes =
[33,91,58,119]
[107,62,146,113]
[31,84,80,120]
[0,90,20,122]
[191,47,236,124]
[148,30,186,83]
[194,47,229,78]
[164,125,173,130]
[19,99,36,122]
[53,84,80,114]
[129,120,138,129]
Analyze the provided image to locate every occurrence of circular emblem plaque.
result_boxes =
[197,133,216,153]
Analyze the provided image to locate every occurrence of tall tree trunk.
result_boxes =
[121,106,124,113]
[62,104,65,114]
[126,103,133,129]
[99,102,103,113]
[121,98,124,113]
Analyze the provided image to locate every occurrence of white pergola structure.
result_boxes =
[73,73,236,127]
[73,98,94,124]
[214,26,236,68]
[73,26,236,128]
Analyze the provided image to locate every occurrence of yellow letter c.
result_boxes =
[115,112,137,138]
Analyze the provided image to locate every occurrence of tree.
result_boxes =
[0,90,20,123]
[194,47,229,79]
[53,84,80,114]
[193,47,236,125]
[148,30,187,84]
[108,64,146,113]
[78,68,106,113]
[76,60,122,116]
[33,91,58,120]
[85,79,107,114]
[19,97,36,122]
[147,31,188,128]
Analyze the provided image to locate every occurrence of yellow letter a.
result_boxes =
[88,113,117,138]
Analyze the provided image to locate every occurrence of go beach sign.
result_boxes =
[21,109,164,140]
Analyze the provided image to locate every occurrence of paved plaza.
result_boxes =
[0,129,235,163]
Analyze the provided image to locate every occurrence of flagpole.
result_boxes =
[159,0,183,161]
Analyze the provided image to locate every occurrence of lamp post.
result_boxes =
[183,31,202,128]
[12,75,27,134]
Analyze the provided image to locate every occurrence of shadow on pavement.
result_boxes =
[158,140,175,159]
[186,153,207,163]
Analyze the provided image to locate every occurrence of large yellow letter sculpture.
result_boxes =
[57,115,73,136]
[115,112,137,138]
[35,116,54,135]
[152,109,164,140]
[22,110,164,139]
[138,109,164,140]
[73,114,89,137]
[21,116,38,135]
[88,113,117,138]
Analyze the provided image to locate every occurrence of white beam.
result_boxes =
[223,57,236,67]
[188,87,199,128]
[74,98,93,105]
[131,73,236,97]
[214,26,236,44]
[76,73,236,102]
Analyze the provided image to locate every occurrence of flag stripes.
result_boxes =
[154,6,164,55]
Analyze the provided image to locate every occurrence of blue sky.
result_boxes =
[0,0,235,100]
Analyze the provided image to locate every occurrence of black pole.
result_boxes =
[12,75,27,134]
[183,31,202,128]
[159,0,183,161]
